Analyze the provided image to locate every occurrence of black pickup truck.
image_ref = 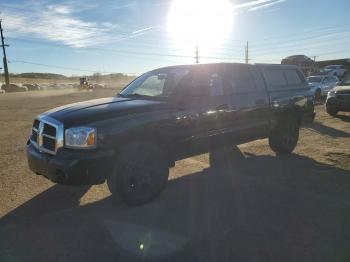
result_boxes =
[27,63,315,205]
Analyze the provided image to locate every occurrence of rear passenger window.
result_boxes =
[265,69,287,87]
[226,69,256,93]
[284,70,302,85]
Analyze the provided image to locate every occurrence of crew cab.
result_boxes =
[27,63,315,205]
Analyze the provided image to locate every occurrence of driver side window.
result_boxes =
[178,71,224,97]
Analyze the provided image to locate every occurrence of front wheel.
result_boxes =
[107,142,169,205]
[326,106,338,116]
[269,115,299,155]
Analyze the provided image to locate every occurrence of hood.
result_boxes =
[333,85,350,92]
[42,97,168,127]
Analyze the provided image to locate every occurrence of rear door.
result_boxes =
[223,64,270,142]
[260,65,312,127]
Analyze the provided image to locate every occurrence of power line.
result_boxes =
[250,33,350,54]
[7,34,244,56]
[251,48,350,63]
[7,36,245,62]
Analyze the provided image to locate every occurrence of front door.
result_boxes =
[170,65,232,157]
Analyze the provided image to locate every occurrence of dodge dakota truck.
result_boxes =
[27,63,315,205]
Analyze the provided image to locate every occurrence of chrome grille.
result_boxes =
[336,90,350,102]
[30,115,64,155]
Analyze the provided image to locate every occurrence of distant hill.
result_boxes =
[10,73,68,79]
[3,72,136,87]
[7,72,136,81]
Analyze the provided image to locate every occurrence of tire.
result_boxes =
[269,115,299,155]
[326,106,338,116]
[107,142,169,206]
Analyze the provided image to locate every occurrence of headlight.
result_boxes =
[65,127,96,149]
[327,90,336,98]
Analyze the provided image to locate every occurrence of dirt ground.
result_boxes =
[0,89,349,261]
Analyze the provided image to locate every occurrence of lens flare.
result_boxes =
[167,0,234,55]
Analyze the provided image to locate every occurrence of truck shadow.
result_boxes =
[1,149,350,262]
[307,121,350,138]
[335,114,350,123]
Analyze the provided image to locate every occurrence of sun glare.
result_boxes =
[167,0,234,55]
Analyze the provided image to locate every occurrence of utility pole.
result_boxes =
[195,45,199,64]
[0,19,10,88]
[312,55,318,73]
[245,41,249,64]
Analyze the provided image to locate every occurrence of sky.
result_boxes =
[0,0,350,76]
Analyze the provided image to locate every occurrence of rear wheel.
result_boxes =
[269,115,299,155]
[107,142,169,205]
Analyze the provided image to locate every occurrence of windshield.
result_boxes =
[119,68,190,98]
[307,76,323,83]
[325,66,336,70]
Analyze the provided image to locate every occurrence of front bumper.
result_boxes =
[27,142,115,185]
[326,97,350,112]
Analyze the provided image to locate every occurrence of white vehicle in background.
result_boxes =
[323,65,346,77]
[307,75,339,99]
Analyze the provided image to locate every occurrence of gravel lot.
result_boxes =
[0,89,349,261]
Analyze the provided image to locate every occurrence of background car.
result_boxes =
[307,75,339,99]
[1,84,28,92]
[323,65,346,78]
[326,78,350,116]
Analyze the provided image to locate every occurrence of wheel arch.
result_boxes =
[112,130,176,168]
